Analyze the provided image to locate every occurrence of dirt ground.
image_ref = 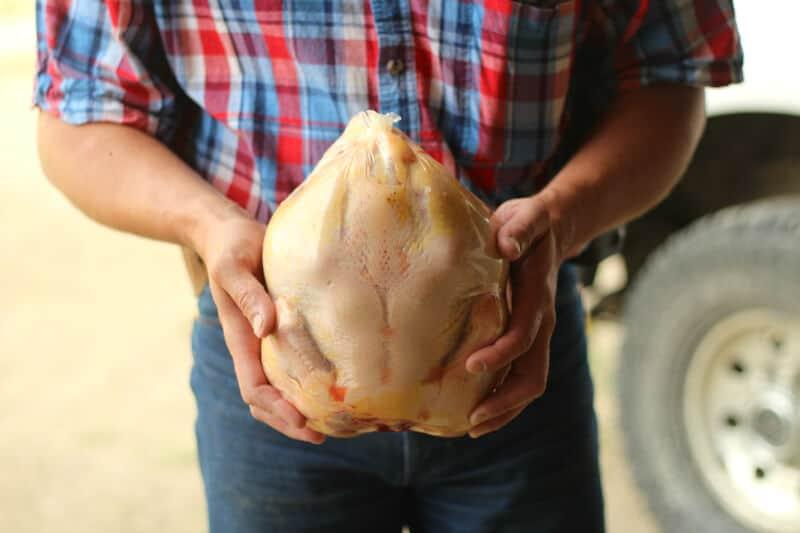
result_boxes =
[1,13,659,533]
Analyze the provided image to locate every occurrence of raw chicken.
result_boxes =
[261,111,509,437]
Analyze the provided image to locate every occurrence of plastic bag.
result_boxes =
[261,110,508,437]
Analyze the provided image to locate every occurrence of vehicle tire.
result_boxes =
[618,198,800,533]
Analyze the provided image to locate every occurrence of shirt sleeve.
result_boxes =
[597,0,744,91]
[33,0,177,136]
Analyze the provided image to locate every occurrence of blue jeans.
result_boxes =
[190,264,604,532]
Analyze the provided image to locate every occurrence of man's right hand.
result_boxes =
[37,114,324,443]
[198,207,326,444]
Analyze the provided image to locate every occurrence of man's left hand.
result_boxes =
[465,194,561,438]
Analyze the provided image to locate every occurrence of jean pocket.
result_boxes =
[191,313,237,384]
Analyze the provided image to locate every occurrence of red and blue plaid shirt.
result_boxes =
[35,0,742,220]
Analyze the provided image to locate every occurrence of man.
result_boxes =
[35,1,742,531]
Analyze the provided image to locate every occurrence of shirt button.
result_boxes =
[386,58,405,76]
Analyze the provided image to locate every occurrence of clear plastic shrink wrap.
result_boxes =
[262,111,509,437]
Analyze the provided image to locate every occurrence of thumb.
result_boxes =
[493,196,550,261]
[217,265,276,338]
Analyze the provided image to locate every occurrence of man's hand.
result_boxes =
[465,194,560,438]
[198,208,326,444]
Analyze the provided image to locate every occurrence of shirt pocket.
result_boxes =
[441,0,577,175]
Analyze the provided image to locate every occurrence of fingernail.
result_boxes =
[252,313,264,337]
[508,236,522,259]
[469,428,489,439]
[470,409,490,426]
[467,358,488,375]
[304,431,325,444]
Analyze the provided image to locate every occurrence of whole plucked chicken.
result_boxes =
[262,110,509,437]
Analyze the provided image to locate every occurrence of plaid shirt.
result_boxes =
[34,0,742,220]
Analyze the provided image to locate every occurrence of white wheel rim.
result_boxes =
[684,309,800,532]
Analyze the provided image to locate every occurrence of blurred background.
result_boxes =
[3,2,798,533]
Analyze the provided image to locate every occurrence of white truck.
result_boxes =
[607,2,800,531]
